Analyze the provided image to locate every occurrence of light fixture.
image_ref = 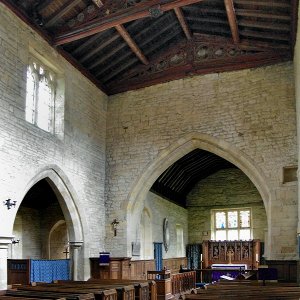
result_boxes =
[3,199,17,210]
[12,238,20,245]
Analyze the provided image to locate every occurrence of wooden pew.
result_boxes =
[17,283,132,300]
[3,290,93,300]
[49,279,153,300]
[86,278,155,300]
[0,290,66,300]
[179,283,300,299]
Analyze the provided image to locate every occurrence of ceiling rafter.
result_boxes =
[115,24,149,65]
[235,10,291,21]
[78,19,146,63]
[92,0,104,8]
[186,16,228,25]
[54,0,206,45]
[240,29,290,42]
[37,0,54,14]
[71,32,105,56]
[102,28,182,83]
[238,20,290,32]
[290,0,299,51]
[88,42,128,69]
[44,0,82,28]
[234,1,290,9]
[79,33,121,63]
[174,7,192,40]
[95,20,179,78]
[224,0,239,44]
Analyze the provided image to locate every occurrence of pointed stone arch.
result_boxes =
[21,165,85,243]
[126,132,271,249]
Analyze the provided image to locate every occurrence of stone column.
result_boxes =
[0,236,13,290]
[69,241,83,280]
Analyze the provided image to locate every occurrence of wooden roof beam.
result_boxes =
[174,7,192,40]
[37,0,54,14]
[54,0,205,45]
[102,28,181,83]
[92,0,104,8]
[95,21,178,77]
[290,0,299,51]
[115,24,149,65]
[224,0,240,44]
[234,1,290,9]
[44,0,82,28]
[236,10,290,21]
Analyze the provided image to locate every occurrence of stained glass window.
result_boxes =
[25,57,56,133]
[212,208,251,241]
[240,210,250,228]
[228,211,238,228]
[216,212,226,229]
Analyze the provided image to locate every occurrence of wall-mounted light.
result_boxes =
[111,219,119,237]
[3,199,17,210]
[12,238,20,245]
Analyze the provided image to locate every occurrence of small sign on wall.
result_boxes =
[131,242,141,256]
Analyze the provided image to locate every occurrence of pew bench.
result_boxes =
[52,279,154,300]
[179,283,300,299]
[21,282,133,300]
[3,290,93,300]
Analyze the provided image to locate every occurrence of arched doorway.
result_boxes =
[10,179,68,260]
[7,166,85,284]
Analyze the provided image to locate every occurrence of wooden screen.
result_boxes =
[202,240,260,269]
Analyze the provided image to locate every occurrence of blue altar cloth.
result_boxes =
[30,259,70,283]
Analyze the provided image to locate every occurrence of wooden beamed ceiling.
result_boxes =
[2,0,298,95]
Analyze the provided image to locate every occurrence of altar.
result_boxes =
[210,263,248,281]
[211,263,248,270]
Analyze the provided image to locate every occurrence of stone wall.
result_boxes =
[106,61,297,259]
[187,168,267,244]
[0,3,108,280]
[145,192,188,259]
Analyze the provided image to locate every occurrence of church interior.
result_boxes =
[1,0,300,298]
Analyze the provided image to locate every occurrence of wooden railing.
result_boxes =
[171,271,196,295]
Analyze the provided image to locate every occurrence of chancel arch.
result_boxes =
[126,132,271,258]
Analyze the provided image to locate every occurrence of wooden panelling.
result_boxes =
[265,260,297,282]
[7,259,30,285]
[90,257,187,280]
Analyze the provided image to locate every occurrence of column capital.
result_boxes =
[0,236,13,249]
[69,241,83,249]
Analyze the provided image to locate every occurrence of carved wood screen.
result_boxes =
[202,240,260,269]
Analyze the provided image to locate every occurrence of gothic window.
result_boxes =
[212,208,251,241]
[26,58,56,133]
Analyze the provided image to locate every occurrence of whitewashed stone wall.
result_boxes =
[106,61,297,260]
[0,3,108,281]
[187,168,267,243]
[145,192,188,259]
